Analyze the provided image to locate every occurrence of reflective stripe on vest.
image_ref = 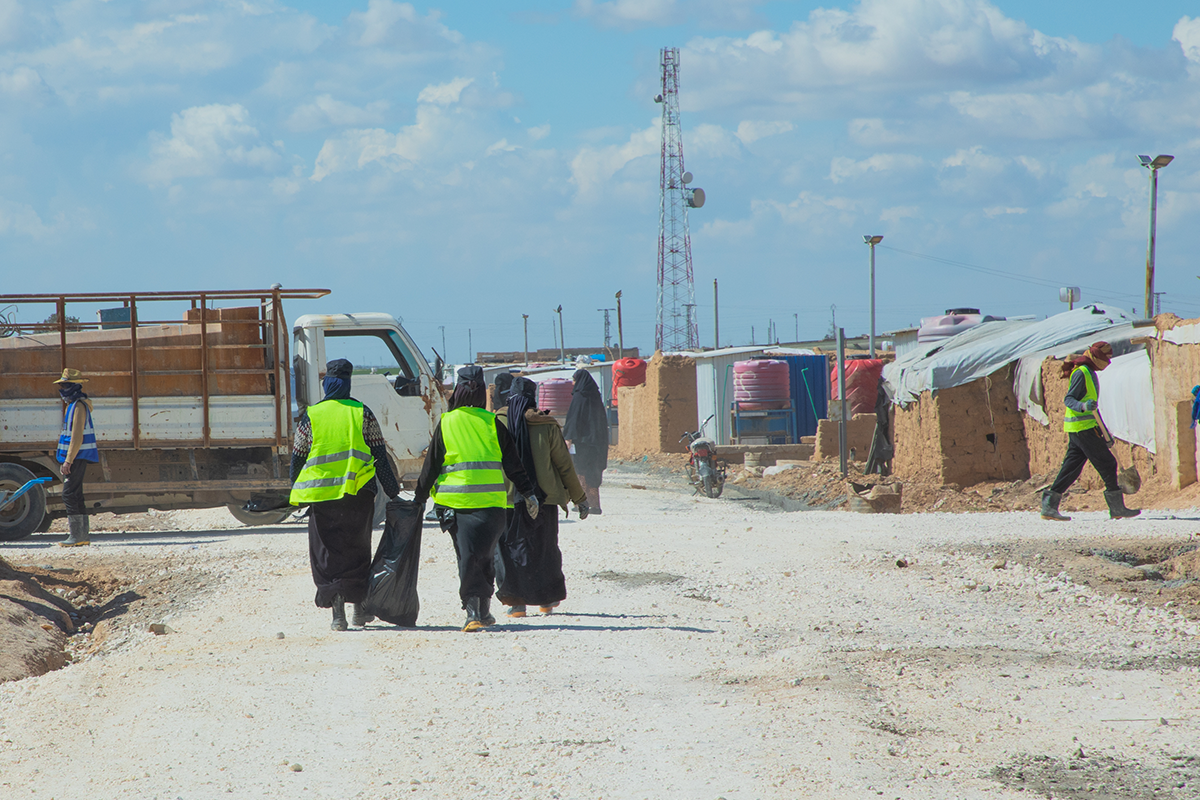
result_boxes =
[431,407,510,509]
[57,401,99,464]
[1063,366,1099,433]
[289,399,377,505]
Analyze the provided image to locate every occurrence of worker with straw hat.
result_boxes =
[1041,341,1139,521]
[53,368,99,546]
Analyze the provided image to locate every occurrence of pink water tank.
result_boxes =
[733,360,790,410]
[537,378,574,417]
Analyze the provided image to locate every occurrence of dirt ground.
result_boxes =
[2,463,1199,799]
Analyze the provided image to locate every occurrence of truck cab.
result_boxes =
[292,313,445,486]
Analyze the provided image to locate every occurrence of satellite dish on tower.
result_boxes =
[681,171,693,184]
[686,187,705,209]
[654,94,663,103]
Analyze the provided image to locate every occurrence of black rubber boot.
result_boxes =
[1104,490,1140,519]
[59,515,91,547]
[1040,490,1070,521]
[351,603,374,627]
[463,597,485,632]
[480,596,496,627]
[330,595,348,631]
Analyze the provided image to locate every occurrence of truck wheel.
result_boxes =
[225,504,293,527]
[0,463,48,542]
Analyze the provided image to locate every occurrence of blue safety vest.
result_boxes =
[57,401,99,464]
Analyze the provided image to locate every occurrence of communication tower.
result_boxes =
[654,47,705,352]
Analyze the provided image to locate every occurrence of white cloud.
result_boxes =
[0,197,51,237]
[145,104,282,186]
[287,95,390,131]
[735,120,794,144]
[0,66,47,97]
[983,206,1027,218]
[486,139,517,156]
[569,122,659,198]
[829,153,924,184]
[0,0,23,46]
[574,0,680,28]
[310,105,459,181]
[527,124,551,141]
[417,77,473,105]
[880,205,920,222]
[1175,16,1200,63]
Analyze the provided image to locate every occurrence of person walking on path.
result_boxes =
[563,369,609,514]
[413,365,538,631]
[289,359,401,631]
[1041,341,1140,521]
[495,377,589,618]
[54,368,99,547]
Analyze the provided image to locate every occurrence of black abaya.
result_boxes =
[563,370,608,486]
[496,504,567,608]
[438,506,507,605]
[308,489,375,607]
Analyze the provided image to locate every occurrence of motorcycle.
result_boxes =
[681,414,726,498]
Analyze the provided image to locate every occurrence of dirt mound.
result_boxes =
[0,557,75,682]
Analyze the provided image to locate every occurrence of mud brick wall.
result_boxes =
[616,352,697,455]
[1147,328,1200,489]
[814,413,876,460]
[894,365,1030,487]
[1024,357,1156,490]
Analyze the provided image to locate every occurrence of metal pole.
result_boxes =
[713,279,719,350]
[522,314,529,365]
[557,305,565,362]
[869,242,877,357]
[1145,168,1158,320]
[615,291,624,358]
[439,326,446,364]
[837,327,848,478]
[794,313,798,343]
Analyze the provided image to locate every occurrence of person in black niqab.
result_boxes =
[494,377,588,617]
[490,371,514,411]
[563,369,608,513]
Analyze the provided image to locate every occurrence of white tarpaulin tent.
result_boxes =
[884,304,1156,451]
[884,305,1139,405]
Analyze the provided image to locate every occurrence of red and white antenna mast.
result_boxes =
[655,46,705,352]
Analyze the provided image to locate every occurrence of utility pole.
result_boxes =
[615,290,624,358]
[522,314,529,366]
[793,313,798,343]
[439,326,446,364]
[864,235,883,357]
[713,278,719,350]
[555,305,565,362]
[1154,292,1165,316]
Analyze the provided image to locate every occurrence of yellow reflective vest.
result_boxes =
[431,407,510,509]
[1063,366,1099,433]
[289,399,377,505]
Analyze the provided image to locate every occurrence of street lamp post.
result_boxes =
[614,291,624,359]
[554,305,565,362]
[522,314,529,366]
[863,235,883,357]
[1138,154,1173,319]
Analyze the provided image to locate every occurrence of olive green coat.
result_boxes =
[496,408,586,511]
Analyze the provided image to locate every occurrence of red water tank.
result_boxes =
[537,378,574,417]
[733,360,790,410]
[830,359,885,416]
[611,357,647,407]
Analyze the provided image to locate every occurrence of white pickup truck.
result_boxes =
[0,289,446,540]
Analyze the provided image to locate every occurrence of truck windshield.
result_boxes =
[324,330,416,378]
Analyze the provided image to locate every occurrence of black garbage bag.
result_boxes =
[362,498,422,626]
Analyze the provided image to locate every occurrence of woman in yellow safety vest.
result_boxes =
[1041,341,1139,521]
[414,365,538,632]
[290,359,401,631]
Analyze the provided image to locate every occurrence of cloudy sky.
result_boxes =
[1,0,1198,362]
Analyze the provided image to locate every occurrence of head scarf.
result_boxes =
[1060,341,1113,377]
[494,371,514,399]
[563,369,609,447]
[448,365,487,411]
[322,358,353,401]
[506,377,542,499]
[58,382,87,405]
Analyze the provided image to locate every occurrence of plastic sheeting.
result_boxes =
[884,305,1139,406]
[1094,351,1155,452]
[1013,324,1142,426]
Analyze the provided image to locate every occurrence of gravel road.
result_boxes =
[2,464,1199,799]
